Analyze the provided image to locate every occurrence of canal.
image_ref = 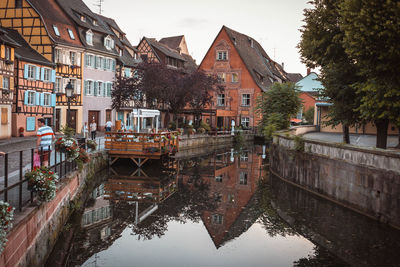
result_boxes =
[47,145,400,267]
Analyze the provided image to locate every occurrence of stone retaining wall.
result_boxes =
[0,152,108,267]
[270,134,400,229]
[179,133,253,151]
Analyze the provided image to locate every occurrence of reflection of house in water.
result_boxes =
[181,147,265,248]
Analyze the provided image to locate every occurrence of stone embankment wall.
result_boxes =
[0,152,108,267]
[178,133,253,151]
[270,134,400,229]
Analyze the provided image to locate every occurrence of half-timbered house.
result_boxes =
[199,26,302,129]
[57,0,119,132]
[0,27,18,139]
[0,0,84,132]
[2,27,56,137]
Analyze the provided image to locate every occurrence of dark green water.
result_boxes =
[51,146,400,267]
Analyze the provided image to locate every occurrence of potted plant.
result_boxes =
[0,201,14,253]
[25,166,59,203]
[18,127,24,137]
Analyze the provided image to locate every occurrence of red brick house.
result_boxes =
[199,26,301,129]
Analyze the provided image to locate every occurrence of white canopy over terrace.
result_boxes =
[130,108,161,132]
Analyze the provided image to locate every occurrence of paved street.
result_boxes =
[303,132,399,148]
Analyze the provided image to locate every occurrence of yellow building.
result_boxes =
[0,0,84,133]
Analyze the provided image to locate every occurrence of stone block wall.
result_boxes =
[270,134,400,229]
[0,152,107,267]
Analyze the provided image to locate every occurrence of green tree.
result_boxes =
[340,0,400,149]
[256,82,302,140]
[298,0,362,144]
[303,107,315,124]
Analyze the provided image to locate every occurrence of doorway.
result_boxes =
[88,110,100,130]
[68,110,77,131]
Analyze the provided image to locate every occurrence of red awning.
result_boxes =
[290,118,302,123]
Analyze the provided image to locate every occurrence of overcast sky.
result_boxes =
[83,0,311,75]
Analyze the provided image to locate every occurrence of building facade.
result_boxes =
[0,28,17,139]
[0,0,84,133]
[199,26,300,129]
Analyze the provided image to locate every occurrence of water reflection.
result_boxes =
[61,145,400,267]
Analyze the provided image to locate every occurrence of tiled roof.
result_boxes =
[146,37,186,61]
[1,27,53,66]
[222,26,292,91]
[287,73,303,83]
[181,53,197,73]
[159,35,184,50]
[0,27,20,47]
[95,14,134,50]
[28,0,83,48]
[118,48,138,67]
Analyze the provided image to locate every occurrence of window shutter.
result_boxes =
[94,81,98,96]
[35,92,40,105]
[24,65,28,79]
[95,56,99,69]
[51,93,56,107]
[103,58,107,70]
[112,60,116,71]
[108,83,112,97]
[10,77,14,90]
[102,83,106,96]
[84,80,88,95]
[24,91,29,105]
[51,70,56,83]
[76,81,81,95]
[40,67,45,81]
[77,53,81,66]
[84,54,88,66]
[39,93,44,106]
[35,66,40,80]
[91,56,95,68]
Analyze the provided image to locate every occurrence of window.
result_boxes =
[86,31,93,45]
[93,20,98,26]
[242,94,250,106]
[104,36,114,50]
[86,80,94,95]
[27,65,36,79]
[70,52,76,65]
[239,172,248,185]
[80,15,86,22]
[5,47,11,60]
[217,94,225,106]
[43,68,51,82]
[52,25,60,36]
[240,152,249,162]
[215,175,223,182]
[217,73,226,82]
[97,81,103,96]
[216,51,228,61]
[15,0,22,8]
[231,73,238,83]
[26,91,35,105]
[70,79,76,93]
[96,56,102,69]
[241,117,250,128]
[212,214,223,224]
[106,58,111,70]
[2,77,9,89]
[43,93,51,106]
[55,77,63,93]
[86,54,94,67]
[67,29,75,40]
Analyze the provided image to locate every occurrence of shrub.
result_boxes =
[294,135,305,152]
[200,121,211,131]
[0,201,14,253]
[25,167,59,203]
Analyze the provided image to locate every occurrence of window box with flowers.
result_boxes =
[0,201,14,253]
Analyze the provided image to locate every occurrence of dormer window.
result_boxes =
[86,30,93,45]
[93,20,98,26]
[67,29,75,40]
[53,25,60,36]
[104,36,114,50]
[80,15,86,22]
[216,51,228,61]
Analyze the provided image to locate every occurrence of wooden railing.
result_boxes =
[104,131,180,156]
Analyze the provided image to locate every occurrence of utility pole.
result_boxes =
[93,0,104,14]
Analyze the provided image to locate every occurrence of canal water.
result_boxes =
[51,145,400,267]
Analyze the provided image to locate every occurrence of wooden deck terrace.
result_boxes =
[105,131,180,166]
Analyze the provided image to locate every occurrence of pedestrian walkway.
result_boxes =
[303,132,399,148]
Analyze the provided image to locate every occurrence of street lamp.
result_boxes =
[65,81,74,128]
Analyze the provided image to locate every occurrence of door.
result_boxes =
[56,109,61,132]
[88,110,100,130]
[68,110,77,131]
[106,110,112,122]
[217,117,224,128]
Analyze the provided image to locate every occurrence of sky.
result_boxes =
[83,0,312,76]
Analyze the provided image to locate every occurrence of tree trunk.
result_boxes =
[375,119,389,149]
[342,124,350,144]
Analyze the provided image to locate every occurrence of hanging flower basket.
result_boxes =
[0,201,14,253]
[76,148,90,170]
[25,167,59,203]
[55,137,80,161]
[86,139,97,150]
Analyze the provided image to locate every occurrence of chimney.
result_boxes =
[281,62,284,70]
[307,68,311,75]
